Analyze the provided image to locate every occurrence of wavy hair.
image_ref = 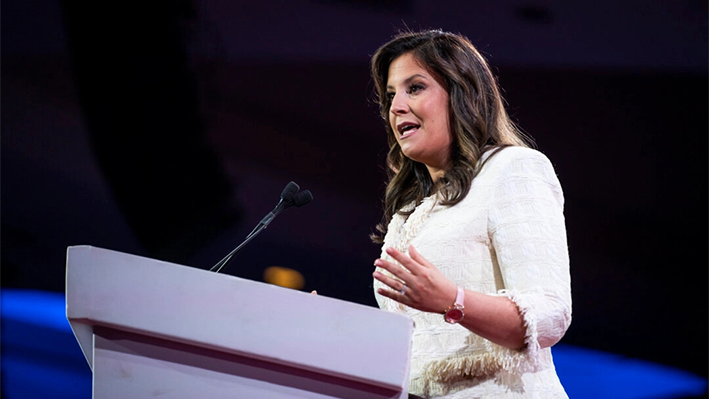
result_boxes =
[370,29,531,244]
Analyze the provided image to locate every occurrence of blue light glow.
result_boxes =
[1,289,706,399]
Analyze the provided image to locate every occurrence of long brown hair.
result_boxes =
[370,29,531,244]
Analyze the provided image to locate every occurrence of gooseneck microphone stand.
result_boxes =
[209,182,313,273]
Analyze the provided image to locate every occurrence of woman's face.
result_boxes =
[387,52,452,179]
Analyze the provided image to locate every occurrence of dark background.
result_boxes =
[2,0,707,383]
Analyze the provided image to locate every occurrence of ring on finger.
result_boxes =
[399,282,406,295]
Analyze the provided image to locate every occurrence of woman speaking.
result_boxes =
[370,30,572,398]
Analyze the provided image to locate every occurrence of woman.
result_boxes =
[371,30,571,398]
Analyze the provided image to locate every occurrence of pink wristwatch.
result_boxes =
[443,286,465,324]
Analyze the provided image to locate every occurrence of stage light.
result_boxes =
[263,266,305,290]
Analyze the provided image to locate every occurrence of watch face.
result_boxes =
[445,307,464,323]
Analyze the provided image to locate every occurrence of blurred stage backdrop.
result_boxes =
[2,1,707,398]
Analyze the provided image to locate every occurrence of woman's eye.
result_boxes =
[385,92,395,101]
[408,84,424,94]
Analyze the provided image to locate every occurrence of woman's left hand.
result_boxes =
[373,245,458,314]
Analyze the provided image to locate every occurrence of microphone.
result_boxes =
[293,189,314,207]
[210,181,313,273]
[245,181,301,239]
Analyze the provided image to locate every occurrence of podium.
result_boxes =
[65,246,413,398]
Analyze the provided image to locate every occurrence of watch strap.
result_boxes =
[454,286,465,307]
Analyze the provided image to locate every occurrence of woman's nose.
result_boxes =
[390,93,409,115]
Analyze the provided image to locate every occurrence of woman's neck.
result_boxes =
[426,165,447,183]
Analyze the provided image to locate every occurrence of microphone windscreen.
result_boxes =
[293,190,313,207]
[281,181,300,201]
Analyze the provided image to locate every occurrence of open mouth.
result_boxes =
[397,122,420,138]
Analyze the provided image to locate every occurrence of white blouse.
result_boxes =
[374,147,572,398]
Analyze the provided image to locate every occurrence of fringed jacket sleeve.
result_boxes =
[488,149,572,367]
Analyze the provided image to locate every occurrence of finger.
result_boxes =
[311,290,318,295]
[375,284,406,302]
[385,247,421,274]
[374,257,409,280]
[373,270,407,292]
[408,245,433,269]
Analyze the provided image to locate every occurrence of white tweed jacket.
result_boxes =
[374,147,571,398]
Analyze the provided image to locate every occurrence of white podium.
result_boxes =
[65,246,413,399]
